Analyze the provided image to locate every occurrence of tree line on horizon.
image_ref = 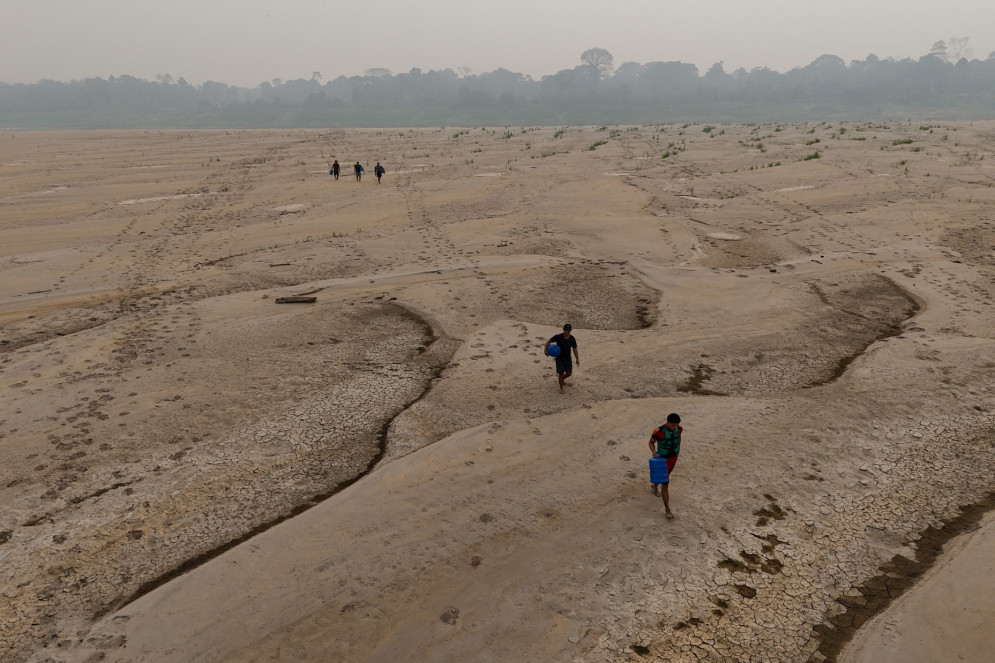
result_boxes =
[2,41,994,129]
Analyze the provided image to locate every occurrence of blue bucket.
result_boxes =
[649,456,669,484]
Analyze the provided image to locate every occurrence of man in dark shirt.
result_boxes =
[544,324,579,394]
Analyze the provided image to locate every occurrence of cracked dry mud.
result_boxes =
[2,124,994,663]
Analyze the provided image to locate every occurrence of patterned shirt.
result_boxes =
[652,425,682,458]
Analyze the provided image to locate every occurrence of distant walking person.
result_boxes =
[543,324,579,394]
[648,413,682,519]
[354,162,364,181]
[374,161,386,183]
[331,160,340,180]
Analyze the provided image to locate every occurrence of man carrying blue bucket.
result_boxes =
[649,413,682,519]
[543,324,579,394]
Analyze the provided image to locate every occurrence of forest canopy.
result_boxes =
[3,46,995,128]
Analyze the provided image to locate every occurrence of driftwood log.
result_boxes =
[274,296,317,304]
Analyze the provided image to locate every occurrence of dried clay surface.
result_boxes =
[1,124,994,663]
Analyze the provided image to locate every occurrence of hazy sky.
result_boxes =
[2,0,993,86]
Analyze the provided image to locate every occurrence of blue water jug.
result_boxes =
[649,456,669,484]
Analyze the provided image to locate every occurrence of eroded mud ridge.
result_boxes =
[1,299,452,657]
[686,273,922,394]
[802,275,920,387]
[810,490,995,662]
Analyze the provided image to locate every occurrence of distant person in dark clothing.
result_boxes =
[543,324,579,394]
[354,162,363,181]
[331,160,340,179]
[374,162,385,183]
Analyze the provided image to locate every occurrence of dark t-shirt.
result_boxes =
[549,333,577,358]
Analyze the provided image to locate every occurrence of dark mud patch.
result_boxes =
[718,550,784,575]
[0,305,119,355]
[676,363,727,395]
[753,532,789,553]
[738,551,784,574]
[938,222,995,268]
[104,303,455,618]
[803,274,920,388]
[717,556,755,574]
[694,229,799,270]
[754,494,789,526]
[630,274,920,397]
[512,261,658,330]
[808,491,995,663]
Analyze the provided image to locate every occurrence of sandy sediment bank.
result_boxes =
[839,507,995,663]
[1,124,994,662]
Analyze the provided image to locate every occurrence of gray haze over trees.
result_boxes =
[3,43,995,129]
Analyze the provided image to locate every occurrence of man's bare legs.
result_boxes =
[661,483,674,519]
[558,370,571,393]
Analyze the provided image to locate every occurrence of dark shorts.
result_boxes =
[555,355,572,374]
[665,455,678,475]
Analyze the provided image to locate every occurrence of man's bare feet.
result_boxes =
[559,387,565,394]
[665,511,675,519]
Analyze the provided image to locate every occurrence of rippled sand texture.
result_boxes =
[2,124,994,663]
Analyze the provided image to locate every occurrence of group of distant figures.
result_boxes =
[330,160,386,183]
